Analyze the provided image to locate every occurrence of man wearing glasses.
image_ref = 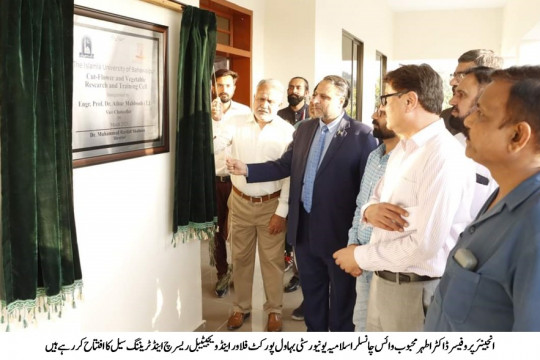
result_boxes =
[449,66,499,217]
[442,49,503,134]
[334,64,476,331]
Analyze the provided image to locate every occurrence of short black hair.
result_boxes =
[384,63,443,115]
[491,66,540,150]
[214,68,239,83]
[463,66,495,87]
[289,76,309,92]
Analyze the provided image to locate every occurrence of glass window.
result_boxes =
[342,31,363,120]
[375,51,387,104]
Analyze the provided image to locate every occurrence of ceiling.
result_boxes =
[387,0,508,12]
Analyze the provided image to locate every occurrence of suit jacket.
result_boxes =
[248,114,377,257]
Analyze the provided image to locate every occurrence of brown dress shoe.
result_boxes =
[267,312,282,332]
[227,312,250,330]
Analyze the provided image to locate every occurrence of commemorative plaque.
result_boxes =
[73,6,169,167]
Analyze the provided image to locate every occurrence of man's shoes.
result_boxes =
[284,254,293,272]
[267,312,282,332]
[284,275,300,293]
[291,303,304,321]
[227,312,250,330]
[215,272,231,298]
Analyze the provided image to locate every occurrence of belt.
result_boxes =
[215,175,231,183]
[375,270,440,283]
[232,186,280,203]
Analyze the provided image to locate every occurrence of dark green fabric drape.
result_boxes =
[172,6,217,244]
[0,0,82,327]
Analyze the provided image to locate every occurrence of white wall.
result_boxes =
[393,8,503,60]
[314,0,394,123]
[502,0,540,61]
[29,0,204,332]
[262,0,316,98]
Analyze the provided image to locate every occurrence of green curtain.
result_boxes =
[172,6,217,245]
[0,0,82,329]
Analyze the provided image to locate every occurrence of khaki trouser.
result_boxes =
[366,274,439,331]
[228,191,285,314]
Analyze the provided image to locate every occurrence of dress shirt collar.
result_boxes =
[491,171,540,212]
[318,112,344,134]
[247,113,281,127]
[398,119,445,152]
[374,143,388,158]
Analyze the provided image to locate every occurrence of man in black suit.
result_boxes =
[227,75,377,331]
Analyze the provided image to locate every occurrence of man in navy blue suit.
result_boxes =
[227,75,377,331]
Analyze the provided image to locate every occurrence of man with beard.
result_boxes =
[425,66,540,331]
[214,79,295,332]
[344,105,399,331]
[211,69,251,298]
[442,49,503,134]
[226,75,377,331]
[278,77,310,126]
[449,66,498,216]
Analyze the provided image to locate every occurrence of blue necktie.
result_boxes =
[302,125,328,213]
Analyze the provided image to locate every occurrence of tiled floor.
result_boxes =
[199,239,307,332]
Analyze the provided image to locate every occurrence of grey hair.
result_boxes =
[458,49,503,69]
[256,79,285,97]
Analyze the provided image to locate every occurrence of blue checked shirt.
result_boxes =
[347,144,391,246]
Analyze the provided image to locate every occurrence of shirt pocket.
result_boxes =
[441,256,481,324]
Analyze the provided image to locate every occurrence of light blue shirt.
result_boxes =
[425,171,540,331]
[300,115,343,204]
[347,144,390,246]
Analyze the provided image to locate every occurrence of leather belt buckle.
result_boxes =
[251,195,263,203]
[375,270,439,284]
[216,175,230,183]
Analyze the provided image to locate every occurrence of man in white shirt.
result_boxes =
[334,64,476,331]
[442,49,503,134]
[214,79,294,332]
[211,69,251,298]
[448,66,498,217]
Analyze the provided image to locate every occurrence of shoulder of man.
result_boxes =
[230,100,251,114]
[343,114,373,134]
[274,114,296,132]
[222,111,252,128]
[277,106,291,117]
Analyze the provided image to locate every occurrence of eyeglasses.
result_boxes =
[450,71,467,81]
[379,91,408,106]
[373,105,386,117]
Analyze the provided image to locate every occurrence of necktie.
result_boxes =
[302,125,328,213]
